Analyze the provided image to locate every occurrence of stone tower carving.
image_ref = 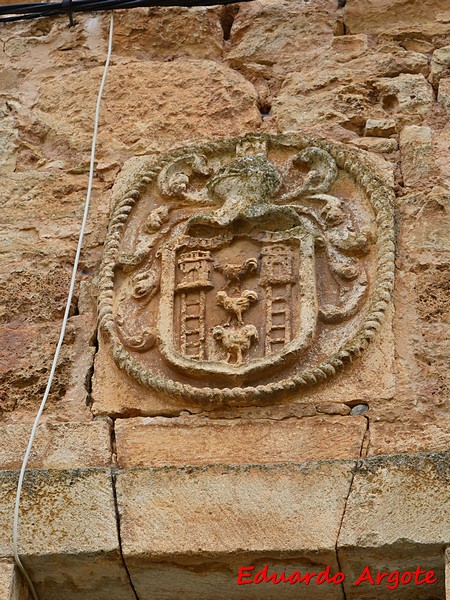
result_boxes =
[98,133,395,407]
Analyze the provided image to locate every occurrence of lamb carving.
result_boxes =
[212,324,259,365]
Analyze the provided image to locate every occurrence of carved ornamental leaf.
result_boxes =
[98,133,395,407]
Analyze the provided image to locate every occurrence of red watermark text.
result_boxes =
[237,565,437,590]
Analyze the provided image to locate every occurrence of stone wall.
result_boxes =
[0,0,449,599]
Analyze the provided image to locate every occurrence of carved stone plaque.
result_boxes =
[98,133,395,407]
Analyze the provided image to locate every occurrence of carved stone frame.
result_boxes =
[98,133,395,407]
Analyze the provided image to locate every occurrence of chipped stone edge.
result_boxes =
[98,132,396,408]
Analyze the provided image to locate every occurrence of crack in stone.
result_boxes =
[334,419,369,600]
[220,3,239,42]
[110,469,141,600]
[360,414,371,459]
[85,322,99,414]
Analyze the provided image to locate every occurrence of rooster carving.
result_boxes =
[216,290,258,325]
[215,258,258,293]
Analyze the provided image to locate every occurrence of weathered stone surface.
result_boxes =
[438,78,450,115]
[117,461,355,600]
[0,13,109,80]
[35,60,261,165]
[430,46,450,85]
[0,468,135,600]
[111,7,223,62]
[225,0,338,81]
[400,125,433,187]
[364,118,397,137]
[272,54,429,137]
[0,319,92,423]
[373,74,434,115]
[401,39,435,54]
[0,421,111,470]
[368,420,450,456]
[0,563,14,600]
[93,306,396,417]
[115,416,366,468]
[391,188,450,422]
[0,308,97,423]
[344,0,450,37]
[338,453,450,599]
[331,34,368,60]
[272,71,372,134]
[315,402,351,416]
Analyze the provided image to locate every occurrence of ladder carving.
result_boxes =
[180,290,206,360]
[265,284,292,354]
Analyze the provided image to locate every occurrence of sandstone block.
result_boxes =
[368,420,450,456]
[338,453,450,599]
[430,46,450,85]
[0,468,135,600]
[438,78,450,115]
[120,558,346,600]
[116,461,355,600]
[0,314,96,422]
[0,421,111,470]
[114,416,366,468]
[35,61,261,167]
[272,55,427,135]
[374,74,433,114]
[91,335,186,418]
[364,118,397,137]
[272,74,377,133]
[400,125,433,187]
[331,34,368,61]
[396,189,450,270]
[392,188,450,413]
[111,6,223,62]
[400,39,435,54]
[225,0,338,78]
[345,0,450,37]
[0,13,112,78]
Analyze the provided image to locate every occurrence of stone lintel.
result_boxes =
[116,461,356,600]
[114,416,367,468]
[338,452,450,599]
[0,421,112,471]
[0,468,135,600]
[0,455,447,599]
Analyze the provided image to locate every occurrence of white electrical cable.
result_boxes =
[12,13,114,600]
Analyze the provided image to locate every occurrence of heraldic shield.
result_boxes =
[98,133,395,407]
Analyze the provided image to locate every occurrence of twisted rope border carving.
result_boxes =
[98,133,395,407]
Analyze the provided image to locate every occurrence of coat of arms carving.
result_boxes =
[98,134,395,407]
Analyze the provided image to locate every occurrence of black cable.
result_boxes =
[0,0,254,24]
[62,0,74,25]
